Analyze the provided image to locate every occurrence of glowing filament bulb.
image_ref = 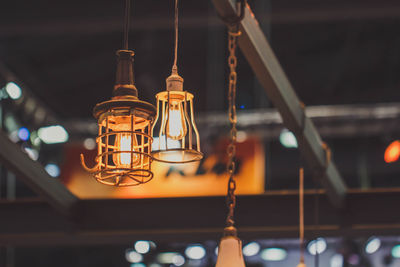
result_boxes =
[166,101,187,140]
[113,133,140,168]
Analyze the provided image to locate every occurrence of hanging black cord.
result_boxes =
[123,0,131,49]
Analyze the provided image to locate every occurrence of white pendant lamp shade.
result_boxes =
[215,236,246,267]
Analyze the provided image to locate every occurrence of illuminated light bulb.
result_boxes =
[261,248,287,261]
[243,242,260,257]
[135,241,151,254]
[307,238,327,255]
[125,249,143,263]
[365,237,381,254]
[392,244,400,258]
[45,163,60,177]
[330,254,344,267]
[215,236,246,267]
[185,245,206,260]
[38,125,69,144]
[18,127,30,141]
[83,138,96,150]
[172,254,185,266]
[157,252,180,264]
[5,82,22,100]
[166,101,187,140]
[279,128,298,148]
[113,133,140,168]
[384,140,400,163]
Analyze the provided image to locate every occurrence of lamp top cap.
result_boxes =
[116,49,135,58]
[166,69,184,92]
[223,226,238,237]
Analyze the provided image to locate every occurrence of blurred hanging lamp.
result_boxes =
[80,0,156,186]
[151,0,203,164]
[215,1,246,267]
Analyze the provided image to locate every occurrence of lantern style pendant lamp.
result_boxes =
[151,0,203,164]
[80,0,156,186]
[216,227,246,267]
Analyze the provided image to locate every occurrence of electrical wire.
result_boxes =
[123,0,131,49]
[172,0,179,73]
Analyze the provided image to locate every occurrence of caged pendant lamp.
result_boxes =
[151,0,203,164]
[216,1,247,266]
[80,0,156,186]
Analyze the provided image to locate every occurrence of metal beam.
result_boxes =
[212,0,347,208]
[0,189,399,246]
[0,131,78,215]
[65,102,400,140]
[2,2,400,36]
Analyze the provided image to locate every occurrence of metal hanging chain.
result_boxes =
[225,27,241,228]
[123,0,131,49]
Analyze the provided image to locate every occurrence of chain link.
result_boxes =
[226,29,241,227]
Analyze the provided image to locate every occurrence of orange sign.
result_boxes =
[62,137,264,198]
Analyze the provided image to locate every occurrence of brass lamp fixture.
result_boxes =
[80,0,156,186]
[151,0,203,164]
[215,1,247,266]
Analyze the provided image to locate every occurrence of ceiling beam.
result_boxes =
[1,3,400,36]
[0,189,399,246]
[212,0,347,207]
[0,131,78,215]
[65,102,400,140]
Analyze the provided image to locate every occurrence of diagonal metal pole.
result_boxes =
[212,0,347,208]
[0,130,78,216]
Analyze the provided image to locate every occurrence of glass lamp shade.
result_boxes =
[81,100,156,186]
[152,89,203,163]
[297,263,307,267]
[215,236,246,267]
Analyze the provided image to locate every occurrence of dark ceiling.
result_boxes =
[1,0,400,120]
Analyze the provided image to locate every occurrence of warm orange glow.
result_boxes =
[66,137,264,198]
[81,111,154,186]
[152,90,202,163]
[384,140,400,163]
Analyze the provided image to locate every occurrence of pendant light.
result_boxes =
[80,0,157,186]
[216,2,246,266]
[298,167,307,267]
[151,0,203,164]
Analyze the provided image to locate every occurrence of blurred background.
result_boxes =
[1,0,400,266]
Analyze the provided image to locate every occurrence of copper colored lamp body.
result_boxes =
[215,227,246,267]
[81,50,156,186]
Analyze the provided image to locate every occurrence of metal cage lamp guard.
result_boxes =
[151,0,203,164]
[151,71,203,163]
[80,50,156,186]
